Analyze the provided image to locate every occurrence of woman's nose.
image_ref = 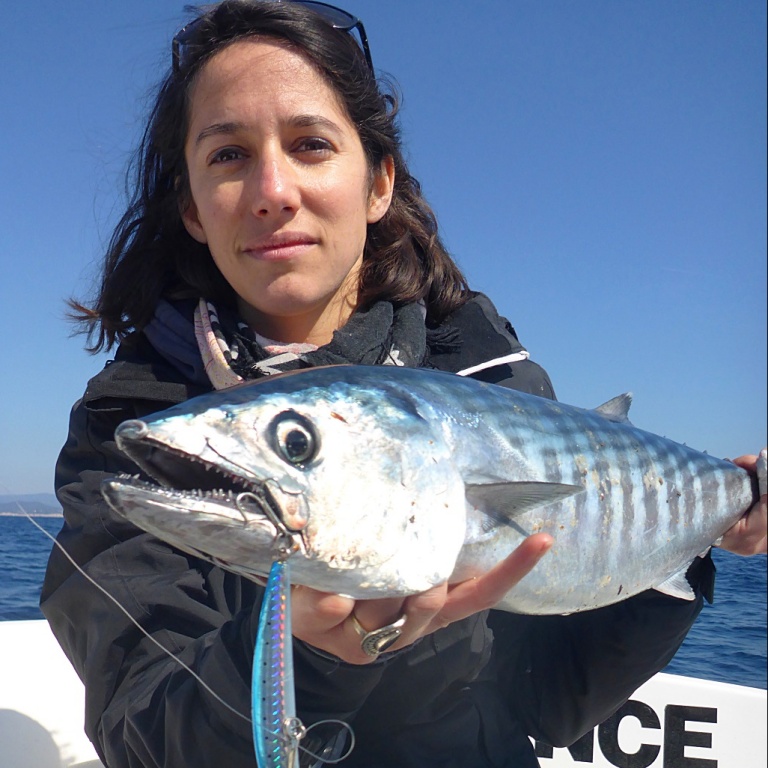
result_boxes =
[248,153,300,218]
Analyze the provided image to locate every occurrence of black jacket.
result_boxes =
[41,295,703,768]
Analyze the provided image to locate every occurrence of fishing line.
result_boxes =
[23,509,357,764]
[302,720,357,764]
[23,510,251,724]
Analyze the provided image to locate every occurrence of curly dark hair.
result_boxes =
[72,0,468,351]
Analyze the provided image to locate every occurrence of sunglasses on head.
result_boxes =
[172,0,373,73]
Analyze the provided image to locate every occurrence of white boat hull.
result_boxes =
[534,670,767,767]
[0,620,103,768]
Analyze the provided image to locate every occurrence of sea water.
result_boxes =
[2,514,766,688]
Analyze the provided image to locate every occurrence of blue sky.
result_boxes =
[1,1,765,494]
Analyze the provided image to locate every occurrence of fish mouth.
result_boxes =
[101,474,290,581]
[109,419,310,552]
[105,473,269,512]
[113,419,261,497]
[101,418,307,573]
[107,418,298,538]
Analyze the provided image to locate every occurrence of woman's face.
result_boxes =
[181,39,393,345]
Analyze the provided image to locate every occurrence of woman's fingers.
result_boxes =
[425,533,552,631]
[292,587,353,635]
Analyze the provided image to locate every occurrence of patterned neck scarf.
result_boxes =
[193,298,429,390]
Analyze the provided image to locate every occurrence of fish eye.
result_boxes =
[270,411,319,467]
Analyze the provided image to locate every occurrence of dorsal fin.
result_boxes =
[593,393,633,424]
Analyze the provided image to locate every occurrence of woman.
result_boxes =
[41,2,766,767]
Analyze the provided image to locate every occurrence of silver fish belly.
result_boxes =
[101,365,756,615]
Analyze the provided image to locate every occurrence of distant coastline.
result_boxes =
[0,494,61,518]
[0,512,62,518]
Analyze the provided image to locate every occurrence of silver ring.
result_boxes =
[350,613,407,657]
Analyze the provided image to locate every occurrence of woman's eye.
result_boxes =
[294,137,333,155]
[210,147,244,165]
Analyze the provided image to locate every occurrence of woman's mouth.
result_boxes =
[244,233,318,261]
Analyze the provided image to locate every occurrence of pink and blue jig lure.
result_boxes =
[253,558,305,768]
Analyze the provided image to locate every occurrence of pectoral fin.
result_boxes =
[466,481,583,521]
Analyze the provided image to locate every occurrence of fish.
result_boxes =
[101,365,759,615]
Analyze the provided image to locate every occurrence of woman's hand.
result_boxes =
[291,533,553,665]
[717,450,767,556]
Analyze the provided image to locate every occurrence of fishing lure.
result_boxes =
[253,557,305,768]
